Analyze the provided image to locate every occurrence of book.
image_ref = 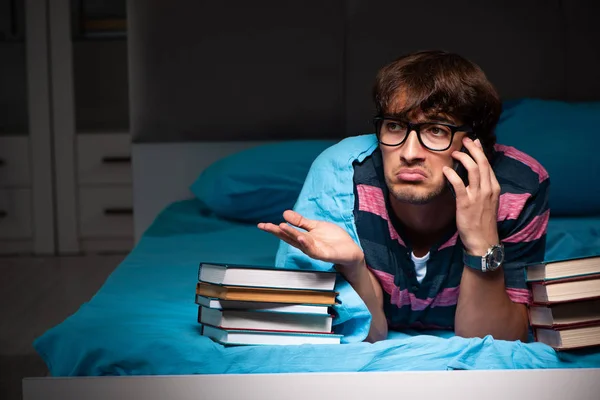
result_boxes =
[196,282,338,305]
[535,324,600,350]
[195,295,330,315]
[202,325,342,345]
[198,262,337,291]
[527,255,600,282]
[198,306,333,333]
[531,275,600,304]
[529,299,600,328]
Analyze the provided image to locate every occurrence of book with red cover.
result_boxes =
[530,274,600,305]
[528,299,600,328]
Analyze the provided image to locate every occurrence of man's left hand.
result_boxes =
[443,137,500,257]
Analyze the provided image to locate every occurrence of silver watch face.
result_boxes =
[486,245,504,271]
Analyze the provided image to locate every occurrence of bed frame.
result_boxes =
[22,368,600,399]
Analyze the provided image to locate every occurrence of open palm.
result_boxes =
[257,210,364,267]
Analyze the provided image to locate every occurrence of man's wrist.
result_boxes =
[465,236,500,257]
[335,256,367,283]
[465,245,491,257]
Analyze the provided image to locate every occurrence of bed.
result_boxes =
[24,0,600,398]
[25,129,600,398]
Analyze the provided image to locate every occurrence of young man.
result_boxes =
[258,50,550,343]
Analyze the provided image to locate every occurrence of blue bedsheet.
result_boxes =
[34,200,600,376]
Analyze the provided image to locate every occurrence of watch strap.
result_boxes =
[463,251,487,272]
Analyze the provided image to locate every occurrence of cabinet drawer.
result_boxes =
[77,133,131,185]
[0,136,31,188]
[78,186,133,238]
[0,188,32,239]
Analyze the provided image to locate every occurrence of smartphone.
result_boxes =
[446,145,471,198]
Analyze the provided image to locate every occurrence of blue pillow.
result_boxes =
[496,99,600,216]
[190,140,338,224]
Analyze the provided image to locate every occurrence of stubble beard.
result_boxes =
[386,176,447,205]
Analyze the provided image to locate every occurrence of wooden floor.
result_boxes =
[0,254,124,400]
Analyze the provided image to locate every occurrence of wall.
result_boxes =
[127,0,600,143]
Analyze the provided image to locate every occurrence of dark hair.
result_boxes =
[372,50,501,161]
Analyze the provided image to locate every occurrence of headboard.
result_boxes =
[128,0,600,240]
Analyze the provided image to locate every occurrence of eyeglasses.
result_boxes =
[373,116,474,151]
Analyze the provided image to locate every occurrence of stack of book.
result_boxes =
[195,262,342,346]
[527,255,600,351]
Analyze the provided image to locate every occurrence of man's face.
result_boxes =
[380,98,468,205]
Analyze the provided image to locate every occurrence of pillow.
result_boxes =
[496,99,600,216]
[190,140,338,224]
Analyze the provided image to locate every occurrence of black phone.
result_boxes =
[446,145,471,198]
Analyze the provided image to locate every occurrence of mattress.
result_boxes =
[34,200,600,376]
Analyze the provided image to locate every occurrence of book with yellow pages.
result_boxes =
[195,295,331,315]
[196,282,338,305]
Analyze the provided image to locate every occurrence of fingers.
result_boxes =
[489,161,501,197]
[257,221,314,254]
[257,222,305,249]
[283,210,317,231]
[279,222,308,244]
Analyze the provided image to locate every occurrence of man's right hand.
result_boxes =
[257,210,365,273]
[259,210,387,342]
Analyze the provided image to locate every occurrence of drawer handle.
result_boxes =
[104,207,133,216]
[0,210,6,219]
[102,156,131,164]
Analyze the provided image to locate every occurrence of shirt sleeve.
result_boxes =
[498,178,550,305]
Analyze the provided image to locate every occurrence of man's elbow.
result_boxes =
[454,321,529,342]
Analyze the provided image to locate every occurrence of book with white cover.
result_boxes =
[198,306,333,333]
[527,255,600,282]
[195,295,330,315]
[202,325,342,346]
[198,262,337,291]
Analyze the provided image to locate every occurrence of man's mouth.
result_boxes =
[396,168,427,182]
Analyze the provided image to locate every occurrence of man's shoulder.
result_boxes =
[493,143,550,194]
[312,134,379,168]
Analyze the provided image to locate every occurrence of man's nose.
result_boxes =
[400,129,427,161]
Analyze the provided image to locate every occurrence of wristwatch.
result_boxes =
[463,244,505,272]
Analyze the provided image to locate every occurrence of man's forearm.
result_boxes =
[337,259,388,343]
[455,267,529,342]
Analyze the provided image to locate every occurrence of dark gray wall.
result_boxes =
[128,0,345,142]
[74,40,130,132]
[128,0,600,143]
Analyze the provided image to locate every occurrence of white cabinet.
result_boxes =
[48,0,132,255]
[0,0,55,256]
[0,1,131,256]
[75,133,134,253]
